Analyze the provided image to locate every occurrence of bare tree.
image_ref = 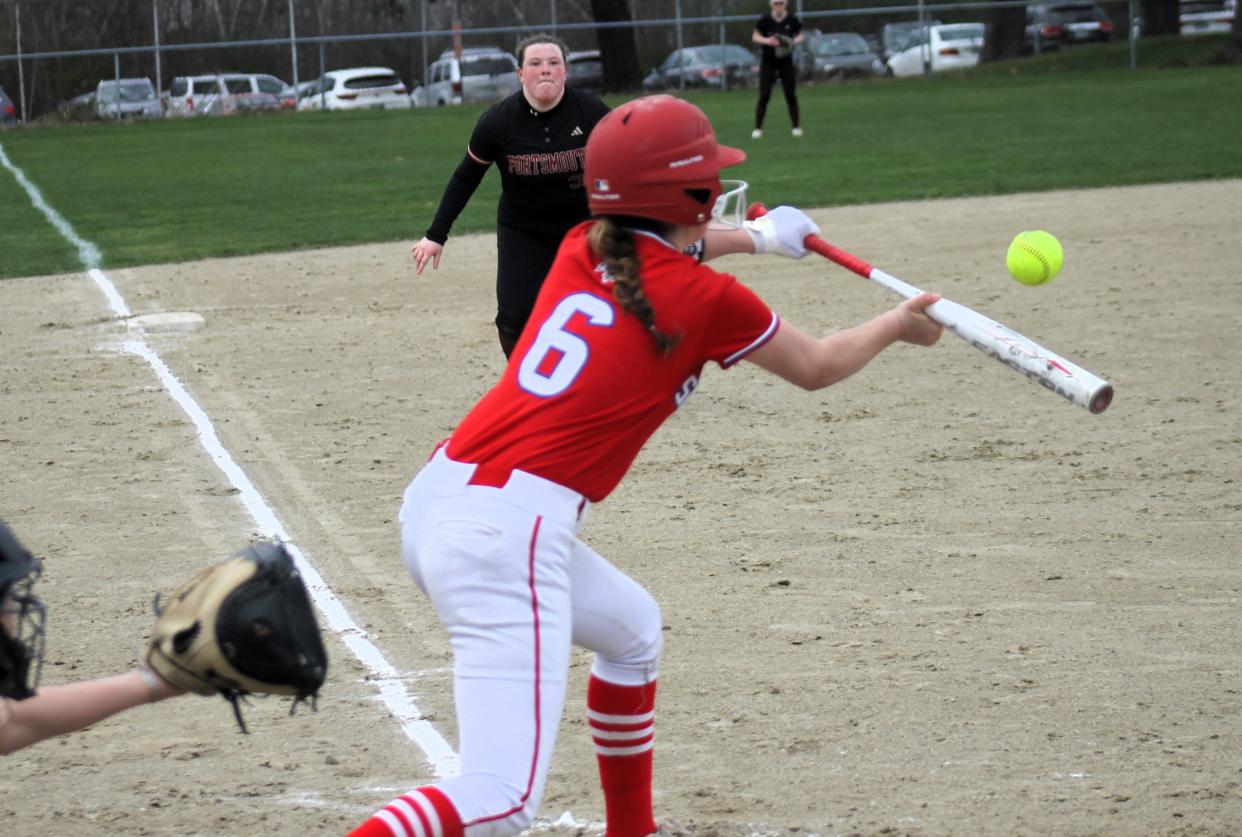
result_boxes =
[496,0,535,32]
[985,0,1027,62]
[590,0,642,91]
[1141,0,1181,35]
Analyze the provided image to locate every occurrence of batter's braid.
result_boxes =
[588,219,680,353]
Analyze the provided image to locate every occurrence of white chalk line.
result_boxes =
[0,143,103,270]
[0,140,459,780]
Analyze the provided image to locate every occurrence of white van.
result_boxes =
[165,73,288,116]
[221,73,295,109]
[1180,0,1236,34]
[411,48,519,107]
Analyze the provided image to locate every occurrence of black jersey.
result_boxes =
[755,13,803,64]
[468,87,610,239]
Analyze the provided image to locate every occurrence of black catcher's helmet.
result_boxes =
[1,521,47,700]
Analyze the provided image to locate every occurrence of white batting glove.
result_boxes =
[743,206,821,259]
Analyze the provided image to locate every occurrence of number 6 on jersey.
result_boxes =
[517,293,615,396]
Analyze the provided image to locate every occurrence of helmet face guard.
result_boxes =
[1,523,47,701]
[711,179,750,229]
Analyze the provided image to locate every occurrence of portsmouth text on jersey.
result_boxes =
[507,148,587,176]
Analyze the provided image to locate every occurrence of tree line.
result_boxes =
[2,0,647,118]
[0,0,1236,121]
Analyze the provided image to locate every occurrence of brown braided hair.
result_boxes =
[588,218,680,353]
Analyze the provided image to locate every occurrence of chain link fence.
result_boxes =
[0,0,1144,124]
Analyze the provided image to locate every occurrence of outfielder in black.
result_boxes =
[412,34,610,358]
[752,0,805,139]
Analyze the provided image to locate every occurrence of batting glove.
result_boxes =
[743,206,821,259]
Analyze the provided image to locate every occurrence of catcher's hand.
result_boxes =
[146,541,328,732]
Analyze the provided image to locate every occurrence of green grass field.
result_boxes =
[1,35,1239,279]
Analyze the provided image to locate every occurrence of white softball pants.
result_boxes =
[399,448,663,837]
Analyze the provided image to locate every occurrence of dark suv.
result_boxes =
[1025,2,1115,52]
[567,50,605,97]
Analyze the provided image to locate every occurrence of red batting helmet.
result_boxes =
[586,95,746,226]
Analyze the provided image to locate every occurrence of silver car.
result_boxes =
[795,32,888,81]
[94,78,162,120]
[412,48,520,107]
[642,45,760,92]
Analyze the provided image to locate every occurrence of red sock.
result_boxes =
[588,675,658,837]
[346,786,462,837]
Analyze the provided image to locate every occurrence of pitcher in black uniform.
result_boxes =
[751,0,805,139]
[411,34,610,358]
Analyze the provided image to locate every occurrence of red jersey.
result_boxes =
[448,222,780,502]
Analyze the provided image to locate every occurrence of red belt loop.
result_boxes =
[468,461,513,488]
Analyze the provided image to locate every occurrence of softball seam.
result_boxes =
[1016,239,1051,282]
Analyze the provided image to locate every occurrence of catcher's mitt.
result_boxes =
[146,541,328,732]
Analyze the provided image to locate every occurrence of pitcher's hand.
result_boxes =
[411,238,443,274]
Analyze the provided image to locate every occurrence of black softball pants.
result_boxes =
[494,222,563,358]
[755,59,799,130]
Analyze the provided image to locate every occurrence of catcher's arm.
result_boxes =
[0,668,181,755]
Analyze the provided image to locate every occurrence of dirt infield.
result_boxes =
[2,180,1239,836]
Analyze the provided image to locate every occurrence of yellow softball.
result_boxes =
[1006,230,1064,286]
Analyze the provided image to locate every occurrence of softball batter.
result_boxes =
[349,95,942,837]
[411,34,610,358]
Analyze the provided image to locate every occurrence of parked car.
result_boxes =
[299,67,411,111]
[94,78,162,120]
[795,31,888,81]
[567,49,605,96]
[165,75,223,116]
[1024,2,1114,52]
[164,74,273,116]
[0,85,17,125]
[291,78,321,102]
[58,90,95,121]
[219,72,295,109]
[411,48,519,107]
[215,74,284,113]
[879,19,943,61]
[1179,0,1235,34]
[886,23,985,77]
[642,44,759,92]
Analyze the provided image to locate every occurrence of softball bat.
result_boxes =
[748,204,1113,414]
